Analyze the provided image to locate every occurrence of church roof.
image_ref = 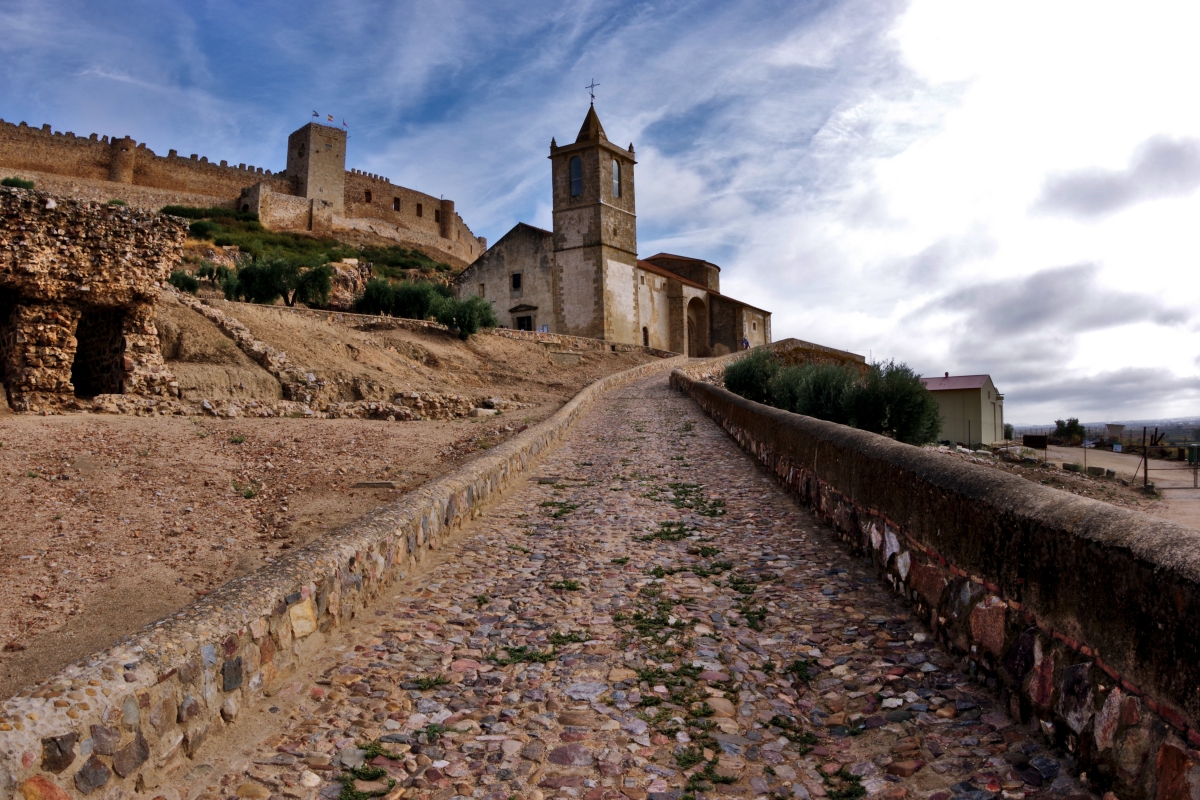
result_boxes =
[576,104,607,143]
[636,259,771,315]
[643,252,722,273]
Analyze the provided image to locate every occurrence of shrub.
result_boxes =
[189,220,219,240]
[107,199,127,206]
[168,270,200,294]
[1052,417,1085,445]
[724,352,942,446]
[846,360,942,445]
[1004,423,1014,440]
[161,205,259,222]
[1,177,34,190]
[354,278,454,320]
[435,295,498,339]
[222,253,333,307]
[723,349,780,405]
[768,362,855,425]
[196,260,232,288]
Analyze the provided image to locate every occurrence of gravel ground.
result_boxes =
[0,409,547,697]
[172,374,1091,800]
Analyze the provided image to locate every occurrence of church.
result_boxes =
[454,106,771,356]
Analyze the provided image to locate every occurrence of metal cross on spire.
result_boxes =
[586,79,600,103]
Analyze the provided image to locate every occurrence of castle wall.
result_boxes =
[343,170,486,261]
[0,119,280,201]
[0,119,486,265]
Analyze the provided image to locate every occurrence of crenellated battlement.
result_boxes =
[0,117,487,265]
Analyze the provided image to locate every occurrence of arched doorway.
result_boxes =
[642,326,649,347]
[686,297,707,357]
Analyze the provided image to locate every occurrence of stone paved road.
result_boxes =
[186,375,1091,800]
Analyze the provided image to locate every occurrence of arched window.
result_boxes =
[569,156,582,196]
[612,160,621,198]
[642,326,649,347]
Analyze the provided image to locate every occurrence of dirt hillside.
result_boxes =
[0,297,660,695]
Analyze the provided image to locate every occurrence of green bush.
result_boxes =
[768,362,855,425]
[161,205,259,222]
[1052,417,1085,445]
[354,278,453,320]
[723,349,780,405]
[435,295,498,339]
[1004,423,1014,440]
[723,351,942,446]
[222,252,333,308]
[1,177,35,190]
[189,220,220,240]
[168,270,200,294]
[845,360,942,445]
[195,260,232,288]
[107,199,127,206]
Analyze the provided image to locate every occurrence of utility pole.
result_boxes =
[1143,426,1148,490]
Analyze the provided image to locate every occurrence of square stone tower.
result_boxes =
[549,105,638,342]
[286,123,347,215]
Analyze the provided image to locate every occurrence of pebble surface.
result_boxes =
[188,375,1091,800]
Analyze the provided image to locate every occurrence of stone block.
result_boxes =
[20,775,72,800]
[111,731,149,778]
[222,656,243,691]
[90,725,120,756]
[288,597,318,638]
[40,733,77,773]
[73,755,111,795]
[968,596,1007,656]
[1056,662,1094,734]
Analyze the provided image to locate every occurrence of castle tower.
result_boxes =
[108,136,136,184]
[549,105,638,342]
[285,123,347,215]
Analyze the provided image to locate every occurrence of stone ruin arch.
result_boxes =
[0,188,187,412]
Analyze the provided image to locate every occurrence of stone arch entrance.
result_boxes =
[71,307,127,398]
[686,297,708,357]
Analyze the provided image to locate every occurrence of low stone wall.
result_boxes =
[0,353,686,799]
[671,354,1200,800]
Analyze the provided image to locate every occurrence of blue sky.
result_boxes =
[3,0,1199,423]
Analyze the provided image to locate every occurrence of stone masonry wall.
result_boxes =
[0,353,687,800]
[672,350,1200,800]
[0,188,187,410]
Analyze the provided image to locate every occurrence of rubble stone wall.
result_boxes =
[0,188,186,410]
[672,354,1200,800]
[0,353,687,800]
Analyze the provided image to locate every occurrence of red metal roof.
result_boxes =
[920,374,992,391]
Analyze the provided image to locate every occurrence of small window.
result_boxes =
[642,326,649,347]
[434,209,441,223]
[569,156,582,196]
[417,203,423,217]
[297,145,306,158]
[478,283,485,298]
[752,322,757,331]
[364,190,372,203]
[392,197,400,211]
[639,275,644,285]
[612,159,621,198]
[516,315,533,331]
[511,273,522,291]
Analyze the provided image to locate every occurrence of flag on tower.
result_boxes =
[312,111,318,118]
[327,114,334,122]
[342,119,348,129]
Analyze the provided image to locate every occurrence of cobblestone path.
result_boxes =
[199,375,1089,800]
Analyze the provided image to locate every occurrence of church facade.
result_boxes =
[454,107,770,356]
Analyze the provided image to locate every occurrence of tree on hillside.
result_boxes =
[846,360,942,445]
[223,252,332,307]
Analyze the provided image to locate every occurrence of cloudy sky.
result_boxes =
[2,0,1198,423]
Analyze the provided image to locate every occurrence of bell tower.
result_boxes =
[549,105,638,342]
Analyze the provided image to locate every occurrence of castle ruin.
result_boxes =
[0,187,186,412]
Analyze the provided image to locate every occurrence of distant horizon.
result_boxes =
[1,1,1197,422]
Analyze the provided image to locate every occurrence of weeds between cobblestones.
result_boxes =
[190,374,1091,800]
